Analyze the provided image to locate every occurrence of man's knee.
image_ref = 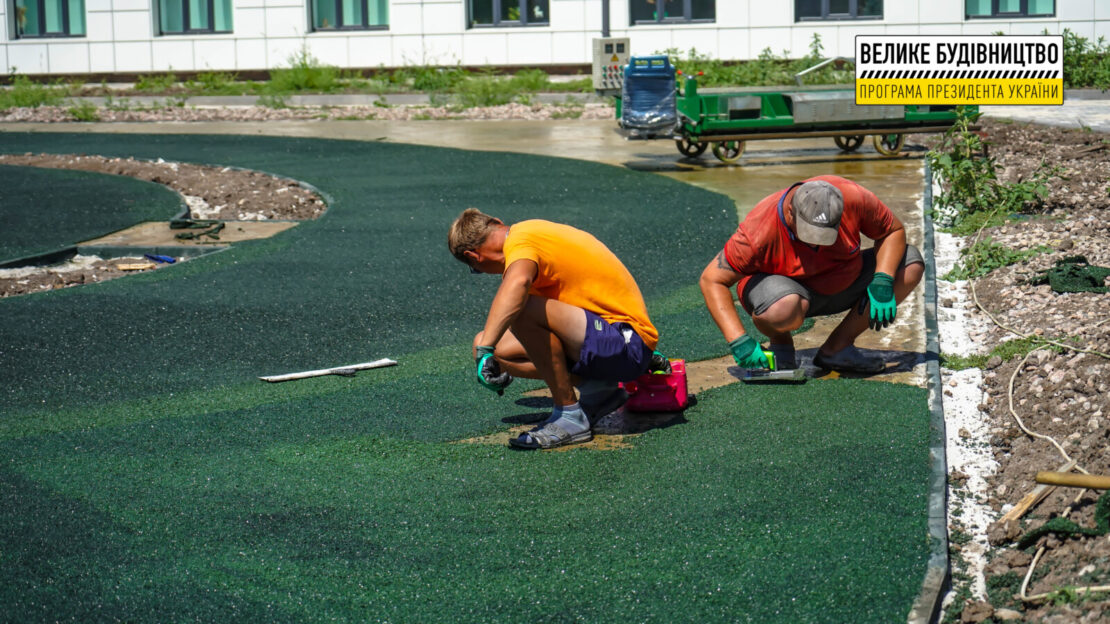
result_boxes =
[898,261,925,289]
[753,293,808,331]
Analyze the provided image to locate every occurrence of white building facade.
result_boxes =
[2,0,1106,75]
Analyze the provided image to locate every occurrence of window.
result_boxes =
[12,0,85,37]
[158,0,232,34]
[630,0,714,24]
[796,0,881,21]
[966,0,1053,18]
[469,0,548,27]
[312,0,387,29]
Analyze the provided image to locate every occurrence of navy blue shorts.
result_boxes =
[570,310,653,382]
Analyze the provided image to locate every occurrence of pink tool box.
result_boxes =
[620,359,689,412]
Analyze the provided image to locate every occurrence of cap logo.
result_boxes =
[812,213,828,224]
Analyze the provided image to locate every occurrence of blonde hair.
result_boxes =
[447,208,500,263]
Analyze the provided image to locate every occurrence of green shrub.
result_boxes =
[1060,29,1110,90]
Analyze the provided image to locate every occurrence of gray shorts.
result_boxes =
[740,245,924,318]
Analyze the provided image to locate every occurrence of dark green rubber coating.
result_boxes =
[0,133,929,622]
[0,163,183,262]
[1,379,929,622]
[0,132,741,421]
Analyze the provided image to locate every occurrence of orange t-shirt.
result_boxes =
[502,220,658,349]
[724,175,896,296]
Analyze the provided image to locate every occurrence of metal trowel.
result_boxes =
[741,348,808,384]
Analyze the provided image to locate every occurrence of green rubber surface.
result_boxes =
[0,133,930,621]
[0,163,183,262]
[2,380,929,622]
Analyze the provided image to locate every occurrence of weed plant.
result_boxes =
[943,237,1052,280]
[941,336,1066,370]
[267,48,353,94]
[134,72,177,92]
[183,71,248,95]
[66,99,100,121]
[664,34,852,88]
[927,107,1059,233]
[0,75,68,110]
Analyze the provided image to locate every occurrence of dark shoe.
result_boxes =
[767,344,796,370]
[813,345,885,374]
[579,386,629,421]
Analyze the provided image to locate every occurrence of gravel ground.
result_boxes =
[940,119,1110,624]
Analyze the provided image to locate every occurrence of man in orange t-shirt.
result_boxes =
[699,175,924,374]
[448,208,659,449]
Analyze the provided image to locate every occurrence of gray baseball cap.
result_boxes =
[791,180,843,246]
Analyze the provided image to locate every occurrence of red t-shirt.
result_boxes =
[723,175,896,297]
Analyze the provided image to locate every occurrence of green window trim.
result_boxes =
[966,0,1054,19]
[469,0,549,28]
[795,0,883,21]
[13,0,85,38]
[630,0,715,25]
[312,0,388,30]
[158,0,232,34]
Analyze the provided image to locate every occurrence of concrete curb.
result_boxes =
[907,160,951,624]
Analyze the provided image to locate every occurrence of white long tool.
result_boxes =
[259,358,398,383]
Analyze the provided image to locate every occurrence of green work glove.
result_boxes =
[475,345,512,395]
[728,335,769,370]
[860,272,896,331]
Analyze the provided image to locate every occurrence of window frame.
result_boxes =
[310,0,388,31]
[630,0,715,26]
[157,0,232,35]
[965,0,1054,19]
[468,0,550,28]
[12,0,85,38]
[795,0,883,22]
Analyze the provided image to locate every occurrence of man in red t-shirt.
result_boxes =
[699,175,924,374]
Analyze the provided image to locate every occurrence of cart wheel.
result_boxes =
[834,135,865,152]
[712,141,745,164]
[675,138,707,158]
[872,133,906,156]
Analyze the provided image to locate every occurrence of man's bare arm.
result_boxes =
[699,251,749,343]
[871,215,907,277]
[478,259,539,348]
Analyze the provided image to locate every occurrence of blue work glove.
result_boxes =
[858,272,896,331]
[475,345,512,395]
[728,335,769,370]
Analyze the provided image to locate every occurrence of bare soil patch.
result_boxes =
[947,119,1110,623]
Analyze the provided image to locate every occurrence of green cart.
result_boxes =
[617,57,974,164]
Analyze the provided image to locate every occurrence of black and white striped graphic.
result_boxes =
[858,69,1061,79]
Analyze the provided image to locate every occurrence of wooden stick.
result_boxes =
[259,358,397,383]
[998,459,1077,525]
[1036,471,1110,490]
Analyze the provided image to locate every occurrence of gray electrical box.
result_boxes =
[592,37,630,95]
